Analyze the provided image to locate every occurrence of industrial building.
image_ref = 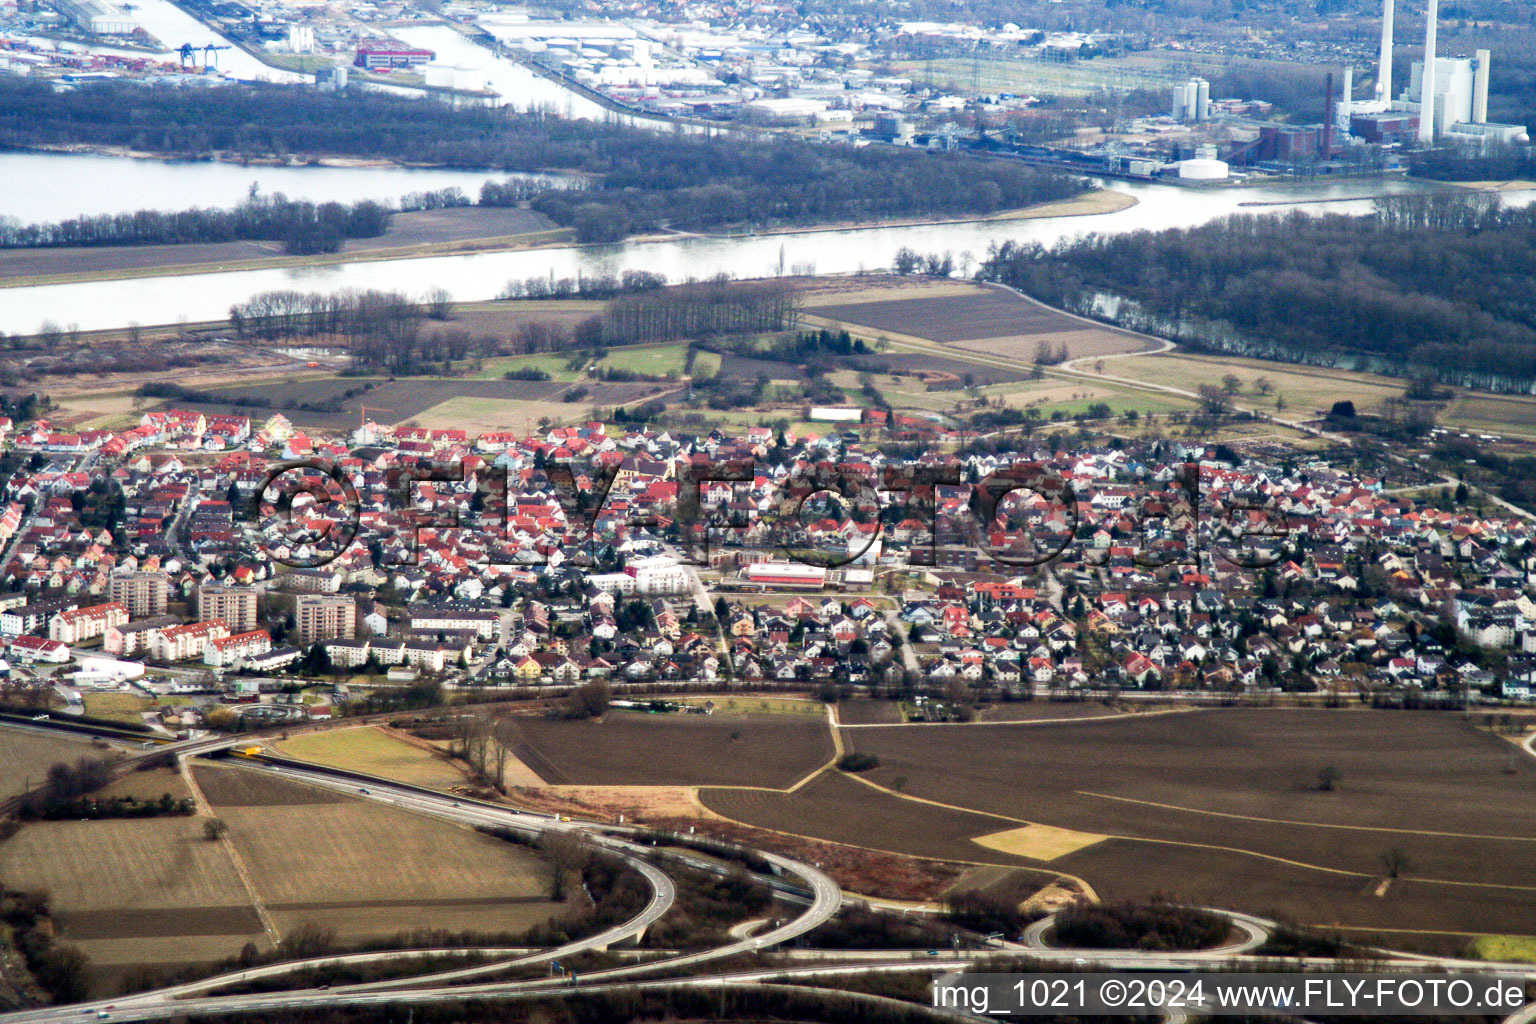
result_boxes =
[1345,0,1528,147]
[53,0,137,35]
[742,562,828,589]
[354,43,433,70]
[1170,78,1210,124]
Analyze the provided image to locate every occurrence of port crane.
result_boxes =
[177,42,231,67]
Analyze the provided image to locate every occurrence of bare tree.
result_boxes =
[423,287,454,321]
[1197,385,1231,418]
[541,833,589,901]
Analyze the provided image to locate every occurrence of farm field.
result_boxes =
[1110,353,1418,420]
[0,815,267,984]
[193,764,565,944]
[845,351,1030,386]
[835,700,905,725]
[1440,393,1536,436]
[273,725,470,791]
[0,729,102,799]
[448,298,603,341]
[477,342,719,383]
[474,352,583,381]
[828,709,1536,935]
[81,691,154,725]
[807,282,1152,363]
[413,382,666,432]
[976,701,1165,723]
[97,766,193,803]
[699,769,1067,872]
[156,376,664,430]
[1473,935,1536,963]
[671,696,825,716]
[501,712,834,788]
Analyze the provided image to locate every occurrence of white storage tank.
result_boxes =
[1177,158,1229,180]
[424,63,483,91]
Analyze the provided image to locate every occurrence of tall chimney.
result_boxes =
[1417,0,1438,144]
[1376,0,1395,101]
[1341,66,1354,127]
[1323,72,1335,157]
[1473,48,1490,123]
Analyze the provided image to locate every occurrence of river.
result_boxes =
[5,174,1530,335]
[0,152,561,223]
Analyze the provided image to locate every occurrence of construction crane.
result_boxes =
[358,405,393,429]
[203,44,231,66]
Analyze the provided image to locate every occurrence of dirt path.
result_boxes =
[180,760,282,950]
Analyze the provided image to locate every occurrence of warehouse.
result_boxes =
[742,562,828,589]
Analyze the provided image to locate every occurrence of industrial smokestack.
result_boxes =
[1377,0,1395,101]
[1473,48,1490,123]
[1323,72,1336,157]
[1417,0,1438,143]
[1341,66,1354,127]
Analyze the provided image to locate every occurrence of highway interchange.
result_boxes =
[0,722,1534,1023]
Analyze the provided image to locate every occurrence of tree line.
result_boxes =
[575,278,800,348]
[977,194,1536,389]
[0,78,1086,244]
[0,193,391,254]
[224,278,791,371]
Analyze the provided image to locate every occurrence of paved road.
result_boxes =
[1023,907,1269,956]
[0,755,840,1024]
[5,737,1532,1024]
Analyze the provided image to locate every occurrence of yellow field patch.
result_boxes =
[1471,934,1536,963]
[517,785,721,823]
[972,824,1107,862]
[275,725,473,791]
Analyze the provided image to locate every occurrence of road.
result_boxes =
[4,721,1534,1024]
[0,753,841,1024]
[1022,907,1270,956]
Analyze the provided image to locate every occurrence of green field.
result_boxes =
[474,353,581,381]
[1471,935,1536,963]
[475,343,720,383]
[1439,395,1536,437]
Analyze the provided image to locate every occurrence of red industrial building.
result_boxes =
[1349,112,1421,145]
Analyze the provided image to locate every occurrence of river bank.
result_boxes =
[0,207,568,289]
[0,176,1475,335]
[12,143,457,170]
[0,189,1134,290]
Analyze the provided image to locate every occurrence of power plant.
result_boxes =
[1344,0,1527,149]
